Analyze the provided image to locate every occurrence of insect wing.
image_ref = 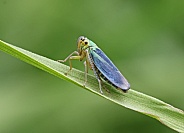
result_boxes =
[90,48,130,91]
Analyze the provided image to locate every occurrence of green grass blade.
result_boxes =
[0,40,184,132]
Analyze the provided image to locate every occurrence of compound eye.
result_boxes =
[77,36,85,43]
[84,41,88,45]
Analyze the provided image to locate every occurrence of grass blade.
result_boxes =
[0,40,184,132]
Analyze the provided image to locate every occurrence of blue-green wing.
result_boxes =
[89,48,130,91]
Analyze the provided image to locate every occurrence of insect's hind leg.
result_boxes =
[91,69,104,94]
[97,78,103,94]
[99,78,110,93]
[83,61,88,87]
[82,61,103,94]
[97,78,110,93]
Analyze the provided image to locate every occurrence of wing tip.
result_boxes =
[120,83,130,93]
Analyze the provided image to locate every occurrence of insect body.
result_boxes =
[58,36,130,93]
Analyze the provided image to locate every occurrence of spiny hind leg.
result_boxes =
[83,61,89,87]
[91,71,105,93]
[92,70,103,93]
[97,78,103,94]
[97,78,111,93]
[100,79,110,93]
[57,51,80,75]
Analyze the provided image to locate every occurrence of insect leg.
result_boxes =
[86,52,103,93]
[57,51,80,75]
[100,80,110,93]
[83,61,88,87]
[57,51,79,63]
[92,69,103,94]
[97,78,103,94]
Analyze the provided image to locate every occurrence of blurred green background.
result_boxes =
[0,0,184,133]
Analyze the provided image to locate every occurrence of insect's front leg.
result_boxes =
[57,51,80,75]
[58,51,79,63]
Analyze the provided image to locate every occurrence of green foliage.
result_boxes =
[1,40,183,132]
